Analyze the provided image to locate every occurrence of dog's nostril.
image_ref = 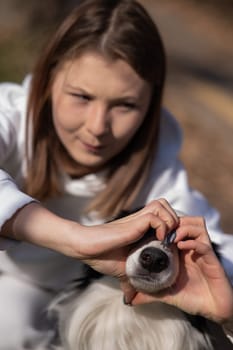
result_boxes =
[139,247,169,273]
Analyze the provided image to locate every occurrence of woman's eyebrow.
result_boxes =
[64,83,87,92]
[64,84,94,96]
[111,96,138,104]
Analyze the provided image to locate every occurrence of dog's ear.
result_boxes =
[186,314,233,350]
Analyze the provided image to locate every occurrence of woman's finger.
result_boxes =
[177,239,211,255]
[157,198,179,221]
[120,277,137,305]
[131,289,172,306]
[142,199,179,232]
[175,227,211,247]
[179,215,207,228]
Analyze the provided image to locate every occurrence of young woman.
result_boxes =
[0,0,232,347]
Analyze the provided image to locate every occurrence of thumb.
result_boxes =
[132,289,174,306]
[120,277,137,305]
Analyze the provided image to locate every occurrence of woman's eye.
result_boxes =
[118,102,137,111]
[70,93,91,102]
[78,94,90,101]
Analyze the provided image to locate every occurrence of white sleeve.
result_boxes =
[0,170,35,249]
[0,77,31,166]
[0,170,35,230]
[147,160,221,232]
[0,88,20,163]
[143,110,221,233]
[0,78,35,248]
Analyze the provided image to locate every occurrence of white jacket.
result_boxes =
[0,77,232,290]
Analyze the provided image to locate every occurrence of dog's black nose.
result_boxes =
[139,247,169,273]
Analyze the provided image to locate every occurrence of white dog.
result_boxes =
[33,232,219,350]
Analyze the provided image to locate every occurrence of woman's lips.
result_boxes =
[81,140,105,153]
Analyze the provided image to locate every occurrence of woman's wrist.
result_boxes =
[1,201,84,257]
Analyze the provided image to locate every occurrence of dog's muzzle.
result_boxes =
[139,247,169,273]
[126,240,179,293]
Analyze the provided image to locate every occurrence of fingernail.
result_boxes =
[123,295,132,306]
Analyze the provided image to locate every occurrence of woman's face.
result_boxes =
[51,52,151,174]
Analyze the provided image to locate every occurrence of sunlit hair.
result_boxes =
[25,0,166,219]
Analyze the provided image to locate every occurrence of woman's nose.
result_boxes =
[86,103,110,137]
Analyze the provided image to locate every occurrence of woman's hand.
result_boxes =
[132,216,233,324]
[72,199,179,276]
[2,198,179,305]
[2,199,178,276]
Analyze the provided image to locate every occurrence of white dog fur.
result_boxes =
[36,239,214,350]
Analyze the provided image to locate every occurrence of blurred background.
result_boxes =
[0,0,232,232]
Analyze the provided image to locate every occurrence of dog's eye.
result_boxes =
[137,227,157,245]
[162,230,177,247]
[144,227,157,240]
